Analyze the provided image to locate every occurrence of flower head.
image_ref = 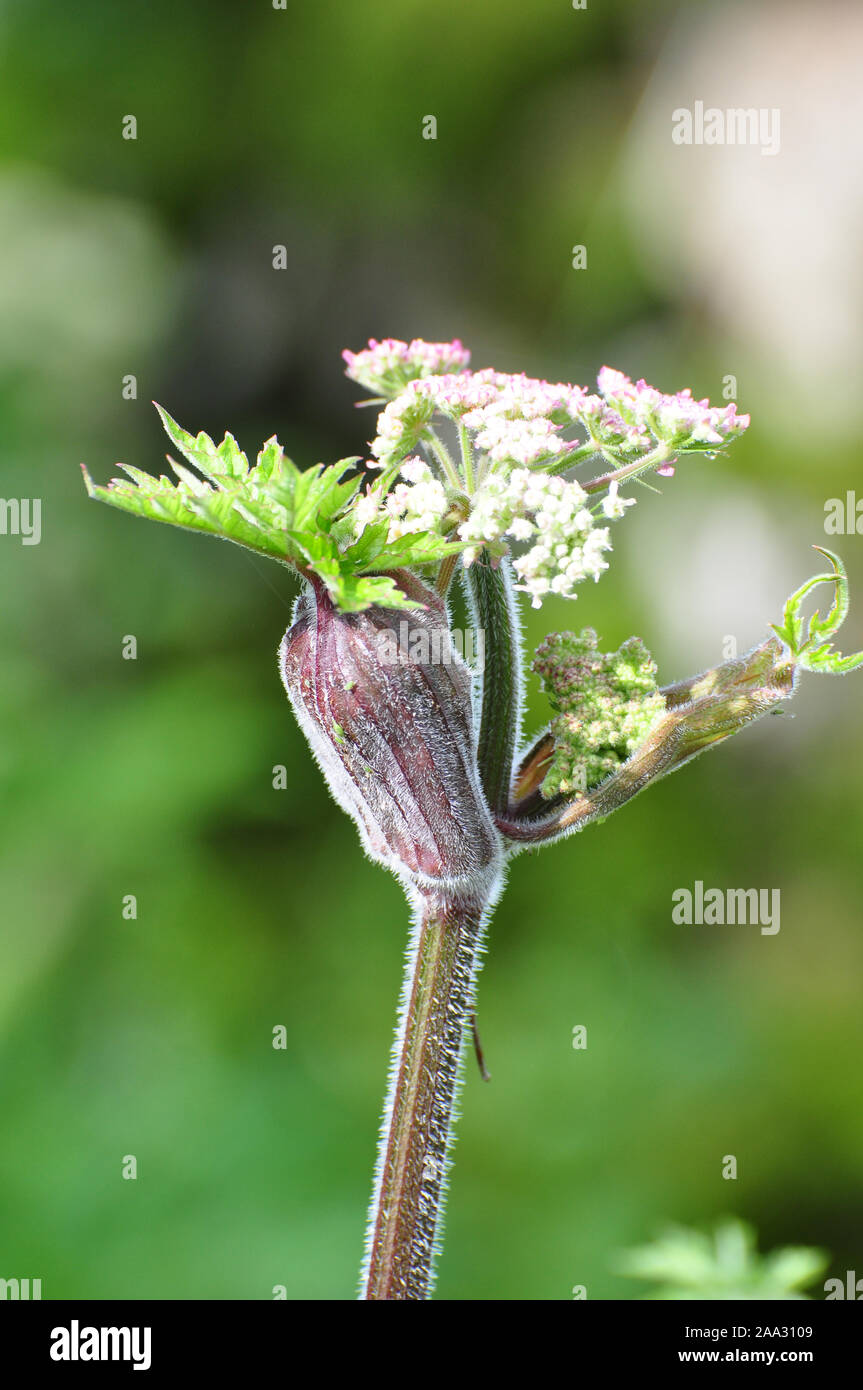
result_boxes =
[382,458,449,541]
[348,341,750,525]
[343,337,471,397]
[367,365,586,471]
[596,366,750,453]
[457,469,624,607]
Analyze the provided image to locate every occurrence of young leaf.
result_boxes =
[84,404,477,612]
[771,549,863,673]
[154,404,250,483]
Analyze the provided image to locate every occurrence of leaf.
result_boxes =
[83,406,463,612]
[272,459,361,532]
[84,413,351,573]
[809,546,849,640]
[616,1220,828,1300]
[154,404,249,483]
[771,549,863,674]
[338,518,391,568]
[331,572,423,613]
[353,530,465,573]
[253,436,281,483]
[82,464,293,565]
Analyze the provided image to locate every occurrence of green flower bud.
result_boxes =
[532,628,666,798]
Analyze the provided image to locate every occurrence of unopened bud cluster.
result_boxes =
[533,628,666,797]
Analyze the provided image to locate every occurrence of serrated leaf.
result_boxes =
[771,549,863,673]
[334,573,424,612]
[285,529,332,564]
[339,518,391,568]
[85,406,460,612]
[154,404,249,483]
[255,436,285,484]
[362,531,465,572]
[165,455,210,493]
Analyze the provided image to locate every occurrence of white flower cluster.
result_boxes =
[457,470,635,608]
[370,384,437,470]
[369,370,585,470]
[354,458,449,542]
[471,414,572,467]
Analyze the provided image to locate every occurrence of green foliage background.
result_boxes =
[0,0,860,1299]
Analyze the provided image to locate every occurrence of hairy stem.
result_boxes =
[361,888,488,1300]
[422,427,462,490]
[463,556,522,813]
[458,422,475,492]
[435,552,459,597]
[581,442,673,494]
[540,441,599,475]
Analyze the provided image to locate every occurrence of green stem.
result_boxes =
[540,441,599,475]
[422,427,462,490]
[361,889,487,1300]
[435,552,459,597]
[458,422,475,492]
[581,442,672,494]
[463,556,522,813]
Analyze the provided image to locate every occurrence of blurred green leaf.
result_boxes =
[616,1220,828,1300]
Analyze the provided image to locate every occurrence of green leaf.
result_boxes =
[82,462,293,565]
[352,529,465,573]
[771,548,863,673]
[154,404,250,482]
[335,572,423,613]
[617,1220,828,1301]
[272,459,361,532]
[83,405,468,612]
[338,518,391,568]
[254,436,283,484]
[83,411,357,575]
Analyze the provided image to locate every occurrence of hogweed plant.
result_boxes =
[83,338,863,1301]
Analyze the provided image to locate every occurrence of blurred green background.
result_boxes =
[1,0,861,1300]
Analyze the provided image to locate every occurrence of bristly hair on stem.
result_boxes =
[360,886,496,1300]
[462,555,524,813]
